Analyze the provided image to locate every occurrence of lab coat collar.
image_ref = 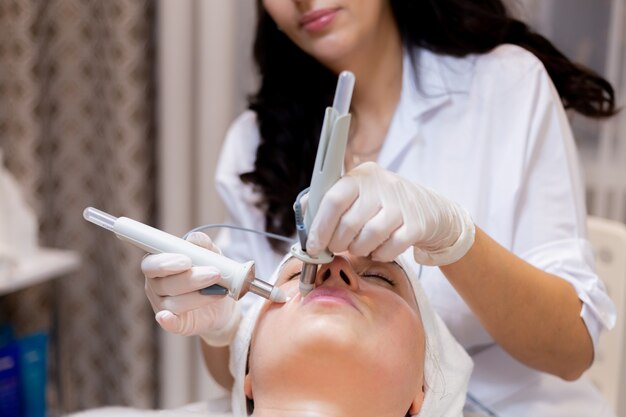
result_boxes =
[405,47,455,118]
[378,47,461,169]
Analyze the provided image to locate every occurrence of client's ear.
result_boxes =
[244,373,253,399]
[408,384,425,415]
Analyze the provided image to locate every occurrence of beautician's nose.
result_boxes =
[315,256,359,290]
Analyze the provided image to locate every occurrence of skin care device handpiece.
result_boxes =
[83,207,286,303]
[291,71,355,297]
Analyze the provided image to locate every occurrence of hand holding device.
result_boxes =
[305,162,475,266]
[83,207,287,346]
[83,207,285,302]
[291,71,355,296]
[142,232,241,346]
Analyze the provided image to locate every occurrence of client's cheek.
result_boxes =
[255,303,296,342]
[283,285,301,302]
[262,284,299,314]
[274,280,301,302]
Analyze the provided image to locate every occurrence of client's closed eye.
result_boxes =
[361,273,395,287]
[287,272,301,281]
[287,270,394,286]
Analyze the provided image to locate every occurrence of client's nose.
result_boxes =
[316,256,359,290]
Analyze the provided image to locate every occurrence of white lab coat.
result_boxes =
[214,44,616,417]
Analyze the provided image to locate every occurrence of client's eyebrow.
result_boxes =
[350,256,403,272]
[278,256,406,281]
[280,256,298,272]
[276,256,299,282]
[388,260,407,276]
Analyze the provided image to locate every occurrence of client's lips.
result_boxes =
[303,286,358,309]
[299,8,339,32]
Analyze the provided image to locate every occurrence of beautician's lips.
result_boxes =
[303,286,358,309]
[299,8,340,32]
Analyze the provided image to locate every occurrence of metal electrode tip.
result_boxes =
[299,262,318,298]
[270,286,288,303]
[249,278,287,303]
[299,282,315,298]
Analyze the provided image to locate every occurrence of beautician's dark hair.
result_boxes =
[242,0,617,249]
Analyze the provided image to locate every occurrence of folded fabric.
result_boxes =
[0,149,38,269]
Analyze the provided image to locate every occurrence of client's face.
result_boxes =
[245,253,425,417]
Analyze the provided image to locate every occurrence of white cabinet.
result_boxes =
[0,249,80,296]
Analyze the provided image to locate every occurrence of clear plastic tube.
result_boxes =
[83,207,117,231]
[332,71,355,116]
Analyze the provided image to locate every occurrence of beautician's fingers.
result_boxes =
[141,253,192,279]
[349,207,403,257]
[150,266,221,297]
[155,310,208,336]
[152,291,228,316]
[144,278,162,313]
[326,196,381,254]
[155,310,187,334]
[307,177,359,255]
[186,231,222,254]
[371,224,415,262]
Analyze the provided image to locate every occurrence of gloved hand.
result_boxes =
[305,162,475,266]
[142,232,240,347]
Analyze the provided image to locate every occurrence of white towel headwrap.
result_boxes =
[230,252,473,417]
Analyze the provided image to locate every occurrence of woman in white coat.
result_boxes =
[141,0,618,415]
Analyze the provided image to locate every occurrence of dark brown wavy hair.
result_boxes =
[241,0,617,250]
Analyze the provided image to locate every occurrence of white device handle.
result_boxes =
[304,71,355,235]
[114,217,253,300]
[83,207,254,300]
[303,110,352,231]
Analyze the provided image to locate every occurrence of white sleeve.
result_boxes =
[507,57,616,350]
[213,111,285,315]
[213,111,263,262]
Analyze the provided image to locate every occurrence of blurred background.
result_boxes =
[0,0,624,415]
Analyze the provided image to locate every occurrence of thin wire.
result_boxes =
[184,188,310,244]
[293,187,310,249]
[465,392,498,417]
[183,224,296,243]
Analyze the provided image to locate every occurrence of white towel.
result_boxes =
[230,252,473,417]
[0,149,39,280]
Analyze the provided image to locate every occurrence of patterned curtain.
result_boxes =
[0,0,157,411]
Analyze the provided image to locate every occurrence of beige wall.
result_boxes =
[157,0,257,406]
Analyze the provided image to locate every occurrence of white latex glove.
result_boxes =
[141,232,241,347]
[306,162,475,266]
